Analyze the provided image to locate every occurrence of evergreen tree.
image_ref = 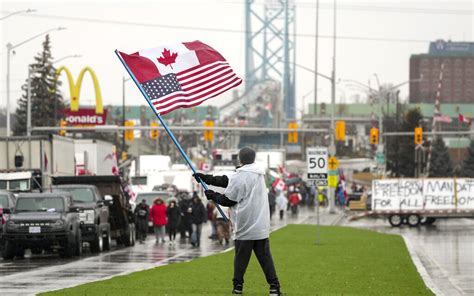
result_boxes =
[386,108,423,177]
[13,35,64,135]
[460,140,474,177]
[428,137,453,177]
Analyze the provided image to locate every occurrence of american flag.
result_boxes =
[118,41,242,115]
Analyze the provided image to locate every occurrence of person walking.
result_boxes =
[289,190,301,217]
[190,194,207,247]
[276,189,288,220]
[167,200,181,245]
[268,187,276,220]
[134,199,150,244]
[178,194,193,240]
[194,147,282,295]
[214,205,230,245]
[150,198,167,244]
[207,201,217,239]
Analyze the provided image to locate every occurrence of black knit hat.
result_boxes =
[239,147,256,165]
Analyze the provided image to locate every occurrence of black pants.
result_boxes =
[233,238,279,288]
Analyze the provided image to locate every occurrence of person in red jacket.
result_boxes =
[150,198,167,244]
[289,190,301,217]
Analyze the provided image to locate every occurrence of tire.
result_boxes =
[15,248,25,259]
[90,228,104,253]
[59,240,74,258]
[2,241,16,260]
[74,232,82,257]
[103,227,112,251]
[123,223,135,247]
[426,217,436,225]
[407,214,420,227]
[31,248,43,255]
[388,214,403,227]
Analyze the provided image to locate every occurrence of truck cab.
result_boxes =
[52,184,111,253]
[2,193,82,259]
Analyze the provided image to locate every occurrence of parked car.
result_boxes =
[52,184,112,253]
[2,193,82,259]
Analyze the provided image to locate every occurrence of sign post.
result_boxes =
[307,147,328,245]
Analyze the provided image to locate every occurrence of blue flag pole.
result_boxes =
[114,50,228,222]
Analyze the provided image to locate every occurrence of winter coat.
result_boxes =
[167,205,181,229]
[289,192,300,206]
[134,203,150,233]
[190,201,207,224]
[150,203,167,226]
[276,192,288,211]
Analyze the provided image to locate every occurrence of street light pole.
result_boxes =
[314,0,319,116]
[5,27,66,137]
[328,0,337,214]
[122,77,131,155]
[0,8,35,21]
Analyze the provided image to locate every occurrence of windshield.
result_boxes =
[131,176,147,185]
[15,197,65,212]
[54,188,95,203]
[9,179,30,191]
[0,195,9,208]
[136,193,169,205]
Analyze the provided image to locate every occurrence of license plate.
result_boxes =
[29,226,41,233]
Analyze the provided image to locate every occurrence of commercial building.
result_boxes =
[409,40,474,104]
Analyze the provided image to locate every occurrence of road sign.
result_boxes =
[307,147,328,186]
[328,156,339,170]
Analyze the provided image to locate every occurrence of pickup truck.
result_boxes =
[52,185,111,253]
[2,193,82,259]
[52,176,135,247]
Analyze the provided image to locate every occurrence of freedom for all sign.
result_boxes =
[372,178,474,211]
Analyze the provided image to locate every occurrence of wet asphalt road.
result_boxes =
[0,208,333,295]
[344,216,474,296]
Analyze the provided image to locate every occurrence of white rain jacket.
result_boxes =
[224,162,270,240]
[276,191,288,211]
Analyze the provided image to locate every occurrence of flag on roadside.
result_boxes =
[272,178,286,192]
[118,41,242,115]
[459,113,472,124]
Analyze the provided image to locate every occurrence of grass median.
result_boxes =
[43,225,432,295]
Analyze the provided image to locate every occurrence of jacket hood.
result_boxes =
[237,162,265,175]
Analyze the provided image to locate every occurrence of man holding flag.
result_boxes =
[116,42,281,295]
[194,147,282,296]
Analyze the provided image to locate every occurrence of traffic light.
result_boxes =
[203,120,214,142]
[414,127,423,145]
[59,119,67,136]
[370,127,379,145]
[124,120,134,141]
[121,151,127,161]
[335,121,346,141]
[150,122,159,139]
[288,122,298,143]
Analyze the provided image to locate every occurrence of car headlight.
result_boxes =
[6,220,19,228]
[53,219,65,229]
[79,210,95,224]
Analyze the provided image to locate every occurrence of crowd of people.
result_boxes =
[133,191,231,247]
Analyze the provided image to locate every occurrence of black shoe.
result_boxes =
[269,285,282,296]
[232,284,243,294]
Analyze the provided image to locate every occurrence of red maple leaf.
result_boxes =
[157,48,178,69]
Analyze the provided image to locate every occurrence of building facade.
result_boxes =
[410,40,474,104]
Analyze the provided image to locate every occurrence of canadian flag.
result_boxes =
[272,178,286,191]
[459,114,472,124]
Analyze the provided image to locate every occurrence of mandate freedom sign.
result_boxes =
[372,178,474,211]
[307,147,328,186]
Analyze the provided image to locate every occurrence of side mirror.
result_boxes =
[96,200,105,208]
[104,195,114,205]
[2,208,11,214]
[69,206,80,213]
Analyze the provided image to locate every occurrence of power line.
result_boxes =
[16,13,431,44]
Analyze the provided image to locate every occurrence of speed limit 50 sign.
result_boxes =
[307,147,328,186]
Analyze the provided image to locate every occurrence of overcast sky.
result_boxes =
[1,0,472,118]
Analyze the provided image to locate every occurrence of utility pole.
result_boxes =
[328,0,337,214]
[314,0,319,116]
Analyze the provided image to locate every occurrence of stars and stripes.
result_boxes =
[118,41,242,115]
